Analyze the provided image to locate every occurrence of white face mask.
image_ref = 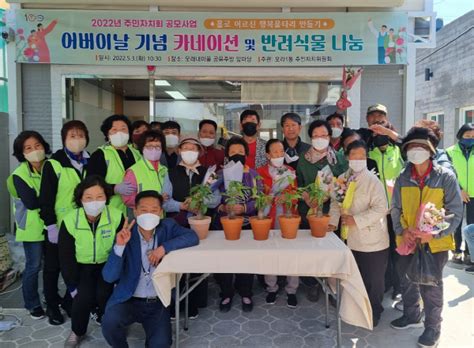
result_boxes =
[109,132,129,148]
[181,150,199,165]
[165,134,179,148]
[137,213,160,231]
[331,127,343,138]
[82,200,106,217]
[271,156,285,168]
[66,138,87,153]
[349,160,367,173]
[24,149,46,163]
[407,147,431,165]
[199,137,215,147]
[312,138,330,151]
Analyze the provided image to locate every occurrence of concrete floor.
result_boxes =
[0,259,473,348]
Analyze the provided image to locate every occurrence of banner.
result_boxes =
[9,10,408,66]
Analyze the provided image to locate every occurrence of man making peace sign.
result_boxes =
[101,190,199,348]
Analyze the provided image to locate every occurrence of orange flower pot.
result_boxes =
[249,216,272,241]
[220,216,244,240]
[308,215,330,238]
[278,215,301,239]
[188,216,212,240]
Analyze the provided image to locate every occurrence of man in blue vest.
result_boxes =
[101,190,199,347]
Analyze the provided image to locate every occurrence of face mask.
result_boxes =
[460,138,474,148]
[24,149,46,163]
[349,160,367,173]
[181,150,199,165]
[199,137,215,147]
[407,147,431,165]
[143,147,162,161]
[109,132,129,148]
[242,122,257,137]
[165,134,179,148]
[312,138,330,151]
[331,127,343,138]
[373,135,390,147]
[271,156,285,168]
[137,213,160,230]
[82,200,106,217]
[66,138,87,153]
[229,154,246,165]
[284,152,299,163]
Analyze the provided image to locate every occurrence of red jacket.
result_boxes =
[257,164,298,228]
[198,146,225,169]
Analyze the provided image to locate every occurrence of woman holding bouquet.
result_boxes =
[328,140,389,326]
[390,127,463,348]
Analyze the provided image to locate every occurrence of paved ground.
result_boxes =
[0,259,472,348]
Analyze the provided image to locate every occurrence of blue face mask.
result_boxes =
[460,138,474,148]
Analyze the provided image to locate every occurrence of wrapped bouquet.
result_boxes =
[332,172,357,240]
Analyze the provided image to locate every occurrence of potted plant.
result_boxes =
[249,179,273,241]
[276,182,304,239]
[187,184,214,240]
[305,181,331,238]
[220,180,248,240]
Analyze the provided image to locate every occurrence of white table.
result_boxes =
[152,229,373,347]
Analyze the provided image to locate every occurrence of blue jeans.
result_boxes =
[463,224,474,262]
[378,46,386,64]
[102,298,171,348]
[22,241,43,311]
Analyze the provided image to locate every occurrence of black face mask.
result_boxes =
[228,154,246,165]
[242,122,257,136]
[373,135,390,147]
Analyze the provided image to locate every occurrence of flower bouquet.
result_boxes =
[396,202,453,255]
[331,172,357,240]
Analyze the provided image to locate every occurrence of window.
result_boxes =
[425,111,444,147]
[461,106,474,125]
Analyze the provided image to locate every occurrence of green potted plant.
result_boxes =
[187,184,214,240]
[249,179,273,241]
[304,181,331,238]
[276,180,304,239]
[220,180,248,240]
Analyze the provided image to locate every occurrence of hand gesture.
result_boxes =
[148,246,166,267]
[341,214,356,226]
[402,228,416,245]
[116,217,135,246]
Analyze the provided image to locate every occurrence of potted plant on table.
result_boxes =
[276,183,304,239]
[249,180,273,241]
[304,180,331,238]
[220,180,248,240]
[187,184,214,240]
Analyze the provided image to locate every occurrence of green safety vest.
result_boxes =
[6,162,45,242]
[99,144,141,214]
[130,158,167,194]
[369,144,404,204]
[49,159,86,224]
[447,143,474,197]
[62,206,123,264]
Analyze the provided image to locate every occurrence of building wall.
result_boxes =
[415,10,474,147]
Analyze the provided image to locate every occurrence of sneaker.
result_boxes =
[451,252,463,264]
[46,305,64,326]
[287,294,297,308]
[219,297,232,313]
[390,315,423,330]
[64,331,83,348]
[30,306,46,320]
[266,292,277,304]
[465,266,474,274]
[241,297,253,312]
[418,328,440,347]
[394,300,403,312]
[189,308,199,320]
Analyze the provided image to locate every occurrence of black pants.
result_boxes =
[352,248,389,321]
[72,263,113,336]
[397,250,448,333]
[384,215,401,293]
[43,240,72,308]
[215,274,253,299]
[454,199,474,253]
[170,274,208,315]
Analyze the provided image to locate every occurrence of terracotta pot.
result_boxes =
[188,216,212,240]
[220,216,244,240]
[249,216,272,241]
[278,215,301,239]
[308,215,330,238]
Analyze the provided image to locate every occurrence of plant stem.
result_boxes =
[258,210,265,220]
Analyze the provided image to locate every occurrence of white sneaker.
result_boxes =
[64,331,83,348]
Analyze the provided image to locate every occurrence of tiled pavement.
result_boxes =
[0,262,472,348]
